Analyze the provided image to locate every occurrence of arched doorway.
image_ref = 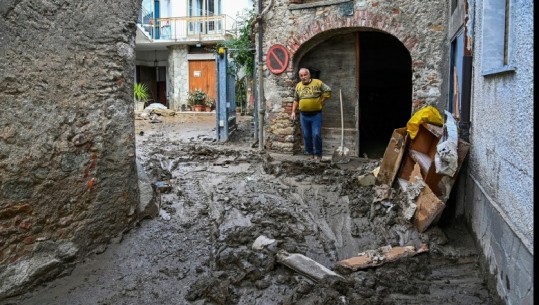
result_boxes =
[358,31,412,158]
[297,30,412,159]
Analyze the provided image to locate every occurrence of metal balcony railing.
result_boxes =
[139,14,238,42]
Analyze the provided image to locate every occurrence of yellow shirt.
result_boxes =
[294,79,332,112]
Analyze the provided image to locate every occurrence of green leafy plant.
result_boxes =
[216,10,255,115]
[134,82,150,104]
[187,89,207,106]
[218,9,255,77]
[205,97,215,108]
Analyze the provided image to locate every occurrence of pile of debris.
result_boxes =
[276,107,470,280]
[135,102,176,123]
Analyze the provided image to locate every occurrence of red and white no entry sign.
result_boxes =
[266,44,289,75]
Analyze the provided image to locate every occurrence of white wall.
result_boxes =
[461,0,534,303]
[222,0,253,19]
[469,0,533,256]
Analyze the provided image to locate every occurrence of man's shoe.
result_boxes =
[313,156,321,162]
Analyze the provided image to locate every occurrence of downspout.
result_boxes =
[460,56,472,142]
[460,0,473,142]
[257,4,264,151]
[253,0,273,150]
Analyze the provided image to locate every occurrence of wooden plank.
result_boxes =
[377,127,408,186]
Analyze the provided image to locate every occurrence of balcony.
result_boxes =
[136,14,238,49]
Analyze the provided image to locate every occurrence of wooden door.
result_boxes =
[300,33,360,157]
[189,60,216,99]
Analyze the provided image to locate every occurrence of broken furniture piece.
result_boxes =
[398,122,470,232]
[376,127,408,186]
[336,244,429,271]
[376,119,470,233]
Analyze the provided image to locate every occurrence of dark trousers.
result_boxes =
[300,111,322,156]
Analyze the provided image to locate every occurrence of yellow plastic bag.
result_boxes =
[406,106,443,139]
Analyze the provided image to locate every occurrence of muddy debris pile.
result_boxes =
[2,116,500,305]
[132,117,496,305]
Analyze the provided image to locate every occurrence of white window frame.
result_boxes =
[481,0,516,75]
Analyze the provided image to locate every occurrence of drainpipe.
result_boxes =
[460,0,473,143]
[257,0,265,151]
[459,55,472,142]
[254,0,273,151]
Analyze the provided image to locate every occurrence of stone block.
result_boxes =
[276,250,343,282]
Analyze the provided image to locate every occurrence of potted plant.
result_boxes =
[134,82,150,111]
[205,97,215,112]
[187,89,207,112]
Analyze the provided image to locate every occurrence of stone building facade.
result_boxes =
[0,0,140,299]
[257,0,449,157]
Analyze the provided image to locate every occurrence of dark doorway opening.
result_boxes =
[136,65,167,108]
[358,31,412,158]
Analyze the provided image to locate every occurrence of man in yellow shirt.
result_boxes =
[290,68,332,162]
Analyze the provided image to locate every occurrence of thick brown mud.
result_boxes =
[2,114,502,305]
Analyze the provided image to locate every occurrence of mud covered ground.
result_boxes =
[3,113,503,305]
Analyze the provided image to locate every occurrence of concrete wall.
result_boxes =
[455,0,534,303]
[258,0,449,153]
[0,0,139,299]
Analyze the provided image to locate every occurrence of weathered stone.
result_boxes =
[2,179,34,201]
[0,0,139,298]
[60,152,85,172]
[262,0,447,154]
[0,204,32,220]
[357,173,376,186]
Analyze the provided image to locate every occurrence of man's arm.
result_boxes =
[319,82,331,107]
[291,100,298,120]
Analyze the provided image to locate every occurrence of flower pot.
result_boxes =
[136,101,145,111]
[205,106,212,112]
[194,105,204,112]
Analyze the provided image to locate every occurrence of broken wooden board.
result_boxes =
[336,244,429,271]
[376,127,408,186]
[409,163,445,233]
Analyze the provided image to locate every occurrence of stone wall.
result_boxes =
[0,0,140,299]
[258,0,449,153]
[168,45,189,111]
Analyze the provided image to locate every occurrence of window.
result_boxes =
[189,0,220,16]
[449,32,465,118]
[481,0,515,75]
[188,0,221,33]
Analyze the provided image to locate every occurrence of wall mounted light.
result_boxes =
[218,47,226,58]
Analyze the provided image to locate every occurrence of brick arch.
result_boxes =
[286,10,418,60]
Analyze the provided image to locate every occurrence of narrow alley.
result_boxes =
[2,113,502,305]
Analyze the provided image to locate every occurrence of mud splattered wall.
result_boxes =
[261,0,449,154]
[0,0,139,298]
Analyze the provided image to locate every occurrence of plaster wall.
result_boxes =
[458,0,534,303]
[0,0,139,299]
